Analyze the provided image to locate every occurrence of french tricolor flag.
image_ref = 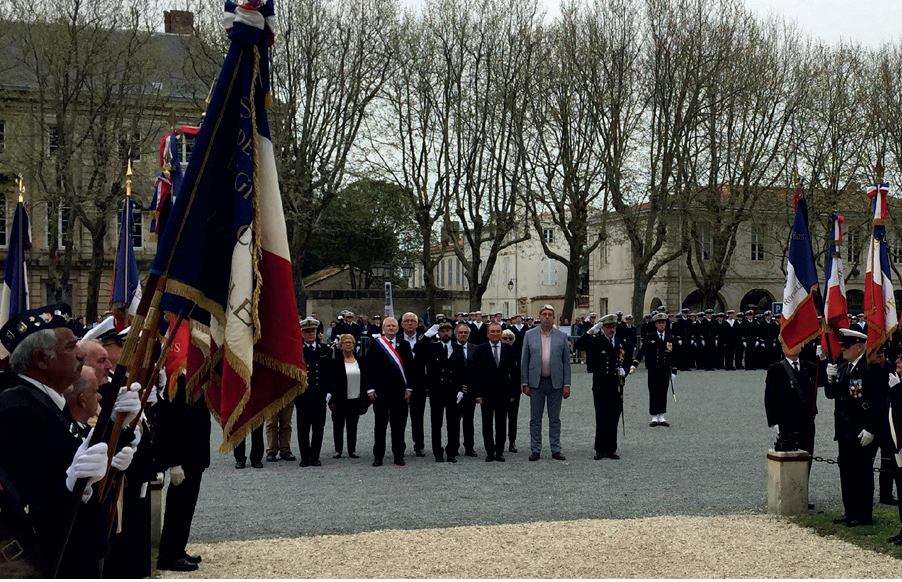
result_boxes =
[864,182,898,360]
[780,185,821,351]
[821,214,849,358]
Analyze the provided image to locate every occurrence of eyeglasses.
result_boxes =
[602,323,616,327]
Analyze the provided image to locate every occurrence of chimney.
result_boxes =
[164,10,194,35]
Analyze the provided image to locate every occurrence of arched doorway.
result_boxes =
[846,289,864,315]
[740,289,775,313]
[649,297,663,313]
[682,290,725,313]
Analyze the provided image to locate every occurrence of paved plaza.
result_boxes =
[187,365,850,544]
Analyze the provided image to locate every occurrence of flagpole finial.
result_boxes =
[126,160,133,198]
[168,109,177,134]
[876,160,884,183]
[793,172,800,189]
[16,173,25,203]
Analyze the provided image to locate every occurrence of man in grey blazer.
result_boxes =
[521,304,572,460]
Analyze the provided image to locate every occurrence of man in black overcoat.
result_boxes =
[468,323,519,462]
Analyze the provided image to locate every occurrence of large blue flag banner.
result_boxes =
[0,201,31,358]
[110,197,140,330]
[780,183,821,351]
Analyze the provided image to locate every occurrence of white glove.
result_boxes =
[815,345,826,361]
[157,368,167,389]
[858,429,874,447]
[629,365,637,374]
[424,324,440,338]
[771,424,780,438]
[169,465,185,486]
[146,384,158,406]
[114,383,142,426]
[670,373,676,382]
[715,340,718,347]
[826,363,838,381]
[590,322,604,334]
[111,442,137,471]
[326,393,331,403]
[618,367,626,377]
[889,373,901,388]
[677,340,682,346]
[65,430,109,503]
[700,340,705,347]
[456,391,464,404]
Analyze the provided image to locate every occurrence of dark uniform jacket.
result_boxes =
[825,357,881,442]
[468,321,488,346]
[300,341,332,403]
[155,375,211,473]
[422,340,466,402]
[634,331,677,373]
[575,331,624,387]
[765,359,817,435]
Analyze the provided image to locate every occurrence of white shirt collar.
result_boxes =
[19,374,66,411]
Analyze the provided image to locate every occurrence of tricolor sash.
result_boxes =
[376,334,407,386]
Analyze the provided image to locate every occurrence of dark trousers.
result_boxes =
[593,382,622,454]
[647,369,670,415]
[296,400,327,462]
[373,396,408,460]
[430,395,461,457]
[721,343,735,369]
[837,439,878,522]
[877,443,897,500]
[103,476,152,578]
[332,401,361,454]
[481,400,507,456]
[507,392,521,446]
[158,469,203,565]
[734,345,744,369]
[409,389,427,451]
[233,424,264,463]
[459,397,476,453]
[894,466,902,525]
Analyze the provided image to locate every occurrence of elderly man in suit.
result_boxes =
[469,323,520,462]
[765,338,818,461]
[521,304,572,461]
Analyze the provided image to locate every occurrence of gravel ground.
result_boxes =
[184,366,852,544]
[160,515,902,579]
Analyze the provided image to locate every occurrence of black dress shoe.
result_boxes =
[447,456,457,463]
[846,520,862,527]
[465,450,478,457]
[414,448,426,458]
[280,452,296,461]
[808,503,815,510]
[372,459,383,467]
[251,461,264,469]
[234,460,246,469]
[182,552,202,564]
[528,452,540,461]
[551,452,566,461]
[266,452,278,462]
[348,452,360,459]
[435,456,445,462]
[833,516,850,525]
[158,558,198,572]
[485,455,494,462]
[594,453,603,460]
[659,421,670,427]
[311,459,322,467]
[333,452,343,459]
[606,452,620,460]
[394,457,406,466]
[299,460,310,467]
[649,421,659,427]
[888,530,902,544]
[880,497,899,505]
[495,454,506,462]
[508,444,518,453]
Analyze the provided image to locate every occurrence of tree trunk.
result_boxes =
[631,272,651,324]
[84,225,107,322]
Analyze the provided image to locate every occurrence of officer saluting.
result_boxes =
[631,312,677,427]
[575,314,626,459]
[825,328,881,527]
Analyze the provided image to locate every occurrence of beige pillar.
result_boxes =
[766,449,810,517]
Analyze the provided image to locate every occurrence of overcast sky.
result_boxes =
[404,0,902,48]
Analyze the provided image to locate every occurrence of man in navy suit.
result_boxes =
[765,338,817,459]
[364,317,413,466]
[468,323,520,461]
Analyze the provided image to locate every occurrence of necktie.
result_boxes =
[660,333,664,341]
[793,361,799,373]
[493,343,499,366]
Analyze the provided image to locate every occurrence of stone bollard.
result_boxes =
[766,449,810,516]
[150,474,165,548]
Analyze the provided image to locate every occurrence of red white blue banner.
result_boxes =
[821,213,849,358]
[864,182,898,360]
[780,184,821,351]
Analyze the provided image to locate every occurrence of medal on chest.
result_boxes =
[848,378,863,399]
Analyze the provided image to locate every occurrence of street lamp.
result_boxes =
[371,261,392,280]
[401,262,414,279]
[507,279,515,292]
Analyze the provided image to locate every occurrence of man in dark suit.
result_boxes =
[576,314,626,459]
[468,311,488,345]
[631,312,677,427]
[825,328,881,527]
[423,321,466,462]
[364,316,413,466]
[469,323,520,461]
[455,323,479,457]
[399,312,428,457]
[765,339,817,458]
[297,317,331,467]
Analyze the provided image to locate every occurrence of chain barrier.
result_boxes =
[810,455,897,474]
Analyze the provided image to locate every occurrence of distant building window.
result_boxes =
[456,258,461,286]
[48,125,60,157]
[0,200,7,247]
[750,231,764,261]
[542,257,557,286]
[543,228,554,243]
[117,203,144,249]
[0,121,5,152]
[891,234,902,265]
[180,133,195,167]
[847,232,861,264]
[46,204,72,249]
[699,224,712,260]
